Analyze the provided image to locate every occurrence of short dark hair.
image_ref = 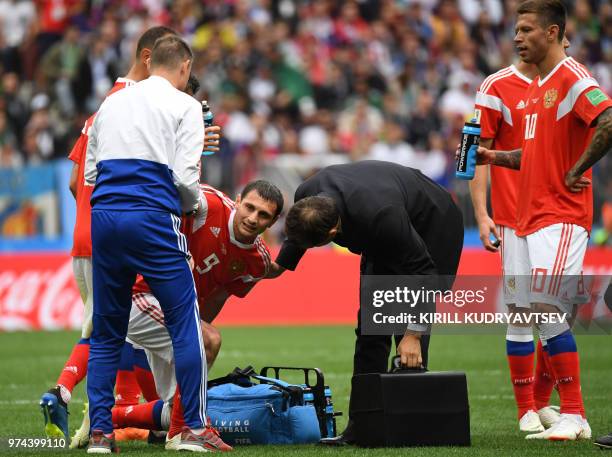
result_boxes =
[517,0,566,42]
[150,35,193,70]
[186,74,200,96]
[135,26,176,57]
[241,180,284,218]
[285,196,339,247]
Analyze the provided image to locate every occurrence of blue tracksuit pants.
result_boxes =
[88,209,206,433]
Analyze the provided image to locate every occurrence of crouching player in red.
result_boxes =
[110,181,283,451]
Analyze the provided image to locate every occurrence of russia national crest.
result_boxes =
[543,88,558,108]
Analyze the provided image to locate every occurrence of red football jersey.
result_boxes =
[475,65,532,229]
[516,57,612,236]
[68,78,134,257]
[133,185,271,312]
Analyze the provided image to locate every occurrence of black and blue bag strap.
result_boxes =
[249,374,305,405]
[250,374,292,388]
[207,366,256,388]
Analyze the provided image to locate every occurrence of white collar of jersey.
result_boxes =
[228,209,257,249]
[537,56,570,87]
[510,65,533,85]
[148,75,174,87]
[115,77,136,86]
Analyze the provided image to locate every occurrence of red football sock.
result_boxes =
[115,370,141,406]
[533,340,555,410]
[548,351,584,416]
[168,388,186,439]
[507,353,536,419]
[112,400,164,430]
[56,339,90,394]
[134,366,160,402]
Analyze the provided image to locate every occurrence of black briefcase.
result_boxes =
[351,359,470,447]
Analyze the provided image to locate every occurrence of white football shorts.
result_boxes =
[515,223,589,311]
[126,292,177,403]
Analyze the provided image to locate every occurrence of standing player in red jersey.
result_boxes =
[111,181,282,451]
[39,26,178,446]
[470,49,575,433]
[477,0,612,441]
[470,61,559,434]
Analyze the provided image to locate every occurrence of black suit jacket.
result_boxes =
[277,161,463,275]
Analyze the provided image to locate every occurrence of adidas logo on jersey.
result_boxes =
[210,227,221,237]
[516,100,526,109]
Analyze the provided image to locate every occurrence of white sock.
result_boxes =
[161,402,171,430]
[191,428,205,434]
[57,384,72,404]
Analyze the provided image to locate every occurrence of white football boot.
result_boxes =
[580,417,592,440]
[526,413,589,440]
[519,410,545,433]
[70,402,90,449]
[537,405,561,428]
[165,432,181,451]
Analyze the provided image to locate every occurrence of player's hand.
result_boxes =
[186,251,195,270]
[204,126,221,153]
[265,262,286,279]
[477,215,500,252]
[454,144,495,165]
[475,146,495,165]
[397,334,422,368]
[564,172,591,193]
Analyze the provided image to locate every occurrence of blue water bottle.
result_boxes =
[455,116,480,180]
[202,100,215,156]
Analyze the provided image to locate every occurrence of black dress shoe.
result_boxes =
[594,432,612,449]
[319,421,355,446]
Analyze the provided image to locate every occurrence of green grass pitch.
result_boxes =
[0,326,609,456]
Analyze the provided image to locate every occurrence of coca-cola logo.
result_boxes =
[0,256,82,331]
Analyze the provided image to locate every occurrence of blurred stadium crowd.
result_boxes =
[0,0,611,234]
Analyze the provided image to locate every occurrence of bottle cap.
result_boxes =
[201,100,210,112]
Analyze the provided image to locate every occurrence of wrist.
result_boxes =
[474,210,489,222]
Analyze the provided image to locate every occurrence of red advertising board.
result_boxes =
[0,247,610,330]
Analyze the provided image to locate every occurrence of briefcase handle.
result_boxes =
[390,356,428,373]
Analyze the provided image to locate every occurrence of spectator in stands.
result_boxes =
[0,0,36,74]
[430,0,469,53]
[72,34,120,113]
[337,97,383,160]
[366,119,417,168]
[407,90,441,149]
[34,0,83,60]
[0,108,21,167]
[1,72,28,145]
[40,25,83,116]
[24,93,54,162]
